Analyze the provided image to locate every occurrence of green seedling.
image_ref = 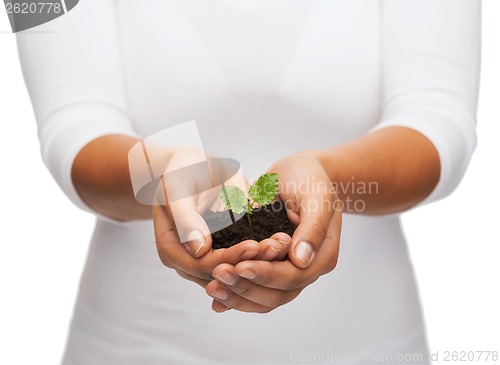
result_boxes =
[219,173,279,226]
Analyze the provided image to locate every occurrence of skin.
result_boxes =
[72,134,161,221]
[72,126,440,313]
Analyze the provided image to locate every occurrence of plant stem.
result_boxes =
[220,183,236,224]
[246,202,253,227]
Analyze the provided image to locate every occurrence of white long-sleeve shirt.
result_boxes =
[17,1,480,364]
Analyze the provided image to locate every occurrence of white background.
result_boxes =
[0,2,498,364]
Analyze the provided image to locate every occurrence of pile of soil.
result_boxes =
[203,201,295,249]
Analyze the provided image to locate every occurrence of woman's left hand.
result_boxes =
[206,154,342,313]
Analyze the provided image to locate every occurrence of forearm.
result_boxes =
[310,126,440,215]
[71,134,173,221]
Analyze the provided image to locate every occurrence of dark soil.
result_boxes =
[203,200,296,249]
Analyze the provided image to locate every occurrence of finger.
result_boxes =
[159,235,260,281]
[161,175,213,258]
[154,204,261,279]
[206,280,273,313]
[212,264,302,308]
[173,241,261,281]
[211,300,231,313]
[234,260,313,291]
[175,269,210,289]
[217,241,262,267]
[306,198,342,276]
[254,233,292,261]
[288,187,338,269]
[152,204,181,268]
[168,204,212,257]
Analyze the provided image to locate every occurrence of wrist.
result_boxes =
[294,149,328,169]
[294,148,342,189]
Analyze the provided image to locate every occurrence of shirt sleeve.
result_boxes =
[372,0,481,206]
[16,0,139,213]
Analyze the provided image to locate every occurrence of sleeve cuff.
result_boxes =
[38,102,141,222]
[369,110,477,209]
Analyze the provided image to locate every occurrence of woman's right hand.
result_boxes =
[153,204,291,287]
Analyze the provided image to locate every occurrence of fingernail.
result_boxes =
[215,271,236,286]
[214,302,230,313]
[217,306,230,313]
[295,241,314,266]
[238,269,256,280]
[260,246,280,261]
[278,239,291,246]
[187,231,206,256]
[208,288,228,301]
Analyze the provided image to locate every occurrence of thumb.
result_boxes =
[160,175,213,258]
[288,192,337,269]
[169,203,213,258]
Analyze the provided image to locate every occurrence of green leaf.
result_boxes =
[219,185,248,214]
[248,173,279,206]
